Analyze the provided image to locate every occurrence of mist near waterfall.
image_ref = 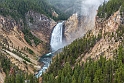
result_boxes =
[76,0,109,35]
[75,0,109,25]
[65,0,109,44]
[78,0,109,26]
[79,0,108,15]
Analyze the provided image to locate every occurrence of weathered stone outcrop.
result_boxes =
[64,13,79,43]
[82,10,122,62]
[0,15,25,46]
[64,13,96,44]
[0,15,23,33]
[0,68,5,83]
[52,10,58,17]
[26,11,57,43]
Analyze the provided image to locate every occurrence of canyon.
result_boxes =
[0,0,124,83]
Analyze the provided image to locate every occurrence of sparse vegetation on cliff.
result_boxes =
[22,28,42,46]
[0,52,38,83]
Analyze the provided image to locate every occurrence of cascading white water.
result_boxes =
[36,22,64,78]
[50,22,64,51]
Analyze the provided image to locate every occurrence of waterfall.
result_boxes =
[50,22,64,51]
[36,22,64,78]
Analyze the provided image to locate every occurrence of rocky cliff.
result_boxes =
[26,11,57,43]
[81,10,123,62]
[0,10,57,77]
[0,15,40,73]
[64,13,95,44]
[64,8,123,63]
[64,13,79,43]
